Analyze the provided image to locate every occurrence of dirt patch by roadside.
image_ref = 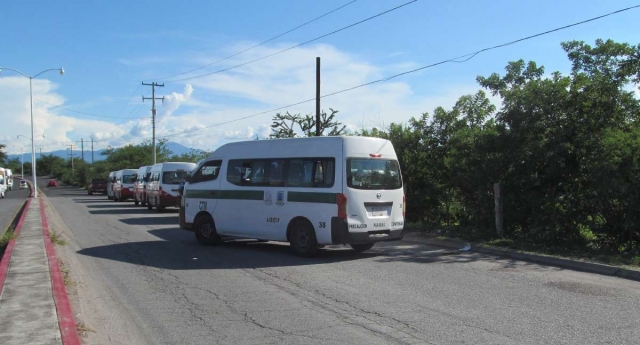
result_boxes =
[41,195,150,345]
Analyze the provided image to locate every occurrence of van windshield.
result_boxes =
[347,158,402,190]
[162,171,188,184]
[122,175,136,184]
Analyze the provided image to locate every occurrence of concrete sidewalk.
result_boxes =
[0,196,81,345]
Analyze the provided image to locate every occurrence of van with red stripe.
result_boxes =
[180,136,405,257]
[147,162,196,212]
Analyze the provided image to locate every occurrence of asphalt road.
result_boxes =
[0,183,30,232]
[39,183,640,345]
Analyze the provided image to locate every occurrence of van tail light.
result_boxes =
[403,194,406,218]
[337,193,348,219]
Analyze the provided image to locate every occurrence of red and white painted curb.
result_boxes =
[40,198,82,345]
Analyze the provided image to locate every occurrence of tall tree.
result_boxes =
[269,108,347,138]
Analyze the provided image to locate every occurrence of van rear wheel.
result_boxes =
[290,220,318,257]
[350,243,375,252]
[194,215,219,246]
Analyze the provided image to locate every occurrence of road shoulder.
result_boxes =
[40,192,151,345]
[403,231,640,282]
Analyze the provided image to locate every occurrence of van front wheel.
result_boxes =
[194,215,218,246]
[350,243,375,252]
[290,220,318,257]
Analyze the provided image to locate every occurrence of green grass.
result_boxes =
[408,222,640,269]
[49,230,67,246]
[0,226,18,248]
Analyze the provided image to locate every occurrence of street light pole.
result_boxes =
[0,67,64,198]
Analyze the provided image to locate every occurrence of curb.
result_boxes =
[0,199,32,294]
[402,232,640,283]
[40,198,82,345]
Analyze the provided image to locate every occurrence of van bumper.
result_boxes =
[331,218,404,244]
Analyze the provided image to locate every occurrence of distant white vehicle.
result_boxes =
[113,169,138,202]
[19,179,27,189]
[180,136,405,256]
[146,162,196,211]
[0,168,6,198]
[5,169,13,191]
[107,171,116,200]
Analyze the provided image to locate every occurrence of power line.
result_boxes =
[114,84,142,118]
[33,98,136,119]
[155,0,359,81]
[157,4,640,139]
[166,0,417,83]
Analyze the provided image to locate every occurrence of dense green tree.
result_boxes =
[0,144,6,165]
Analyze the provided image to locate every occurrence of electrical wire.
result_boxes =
[166,0,418,83]
[33,98,137,119]
[155,0,359,81]
[157,4,640,139]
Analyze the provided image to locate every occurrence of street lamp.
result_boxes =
[0,67,64,198]
[16,135,44,178]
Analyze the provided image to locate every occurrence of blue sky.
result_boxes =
[1,0,639,154]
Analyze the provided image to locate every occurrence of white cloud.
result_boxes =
[1,43,497,155]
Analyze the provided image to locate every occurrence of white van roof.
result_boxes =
[204,136,397,160]
[150,162,197,171]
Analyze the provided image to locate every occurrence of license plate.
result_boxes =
[370,207,386,217]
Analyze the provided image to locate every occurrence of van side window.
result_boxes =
[227,158,334,188]
[192,160,222,183]
[268,160,284,186]
[287,159,334,187]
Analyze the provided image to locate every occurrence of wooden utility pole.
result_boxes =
[76,138,85,161]
[315,57,321,137]
[142,82,165,165]
[67,144,76,176]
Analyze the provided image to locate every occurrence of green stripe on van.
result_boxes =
[185,189,263,200]
[185,189,336,203]
[287,191,337,204]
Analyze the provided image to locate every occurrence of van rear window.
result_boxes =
[347,158,402,190]
[162,171,189,184]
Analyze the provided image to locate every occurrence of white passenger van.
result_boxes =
[6,169,13,191]
[147,162,196,211]
[107,171,116,200]
[180,136,405,256]
[0,168,6,198]
[113,169,138,201]
[134,165,152,206]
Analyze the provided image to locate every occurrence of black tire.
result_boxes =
[350,243,375,252]
[134,197,139,206]
[155,198,164,213]
[289,220,319,257]
[88,190,93,195]
[147,199,153,210]
[141,195,146,206]
[194,215,218,246]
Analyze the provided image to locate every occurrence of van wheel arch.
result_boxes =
[287,217,319,257]
[194,212,219,245]
[286,216,314,242]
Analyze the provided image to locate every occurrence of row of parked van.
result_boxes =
[105,162,196,211]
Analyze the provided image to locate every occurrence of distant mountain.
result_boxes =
[7,141,198,163]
